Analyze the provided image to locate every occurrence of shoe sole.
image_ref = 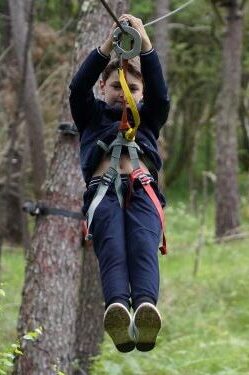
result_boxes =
[104,304,135,353]
[134,304,161,352]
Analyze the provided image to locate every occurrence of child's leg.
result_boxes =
[125,187,162,351]
[125,187,161,310]
[91,189,135,352]
[91,189,130,309]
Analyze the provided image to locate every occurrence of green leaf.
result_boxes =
[14,348,23,356]
[1,353,14,360]
[23,327,43,341]
[35,327,43,335]
[23,334,35,341]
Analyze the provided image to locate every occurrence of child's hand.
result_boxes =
[99,22,117,57]
[118,14,152,53]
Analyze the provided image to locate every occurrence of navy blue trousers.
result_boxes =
[87,181,161,310]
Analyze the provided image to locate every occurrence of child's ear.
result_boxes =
[99,79,105,95]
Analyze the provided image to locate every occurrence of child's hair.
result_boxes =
[102,57,142,82]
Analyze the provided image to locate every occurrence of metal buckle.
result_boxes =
[113,22,142,59]
[101,167,118,186]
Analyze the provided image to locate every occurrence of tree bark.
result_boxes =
[14,1,128,375]
[13,131,84,375]
[8,0,46,198]
[215,1,242,237]
[154,0,170,78]
[154,0,170,192]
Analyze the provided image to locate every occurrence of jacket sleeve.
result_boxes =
[140,49,170,138]
[69,48,110,134]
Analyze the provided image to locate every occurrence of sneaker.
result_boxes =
[133,302,162,352]
[103,303,135,353]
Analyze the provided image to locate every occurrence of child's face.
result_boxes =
[100,70,143,107]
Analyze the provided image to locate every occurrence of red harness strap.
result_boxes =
[130,168,167,255]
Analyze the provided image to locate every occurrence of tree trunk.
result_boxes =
[154,0,170,78]
[215,1,242,237]
[154,0,170,192]
[2,134,25,244]
[13,132,84,375]
[8,0,46,198]
[14,1,128,375]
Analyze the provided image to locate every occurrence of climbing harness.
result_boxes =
[84,18,168,254]
[90,0,197,253]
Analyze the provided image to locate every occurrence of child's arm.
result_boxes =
[69,25,115,134]
[140,49,170,136]
[69,24,116,133]
[69,49,110,134]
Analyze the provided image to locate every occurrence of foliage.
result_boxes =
[0,285,42,375]
[131,0,155,23]
[132,0,249,187]
[35,0,81,30]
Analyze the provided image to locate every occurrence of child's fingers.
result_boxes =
[118,15,129,23]
[119,14,145,31]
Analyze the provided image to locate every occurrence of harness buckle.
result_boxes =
[101,167,118,186]
[130,168,154,186]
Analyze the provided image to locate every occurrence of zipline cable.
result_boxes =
[99,0,126,33]
[144,0,196,27]
[99,0,196,30]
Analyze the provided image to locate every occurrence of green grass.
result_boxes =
[0,248,24,351]
[0,195,249,375]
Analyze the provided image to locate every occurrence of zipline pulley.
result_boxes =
[112,21,142,60]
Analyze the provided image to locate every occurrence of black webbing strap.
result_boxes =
[57,122,78,136]
[23,201,84,220]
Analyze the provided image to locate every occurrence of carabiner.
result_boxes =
[112,21,142,60]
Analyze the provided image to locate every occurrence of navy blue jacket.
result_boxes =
[69,48,170,185]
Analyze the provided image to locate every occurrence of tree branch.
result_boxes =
[0,43,13,64]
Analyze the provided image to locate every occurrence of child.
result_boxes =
[69,14,170,353]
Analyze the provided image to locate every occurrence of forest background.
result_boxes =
[0,0,249,374]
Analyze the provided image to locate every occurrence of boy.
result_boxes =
[69,14,170,353]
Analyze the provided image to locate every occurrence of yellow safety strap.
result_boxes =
[118,68,140,141]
